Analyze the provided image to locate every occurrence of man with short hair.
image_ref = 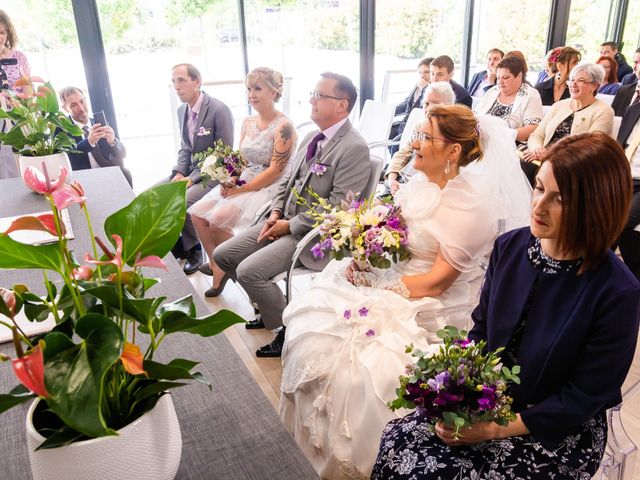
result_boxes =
[213,72,371,358]
[430,55,473,108]
[385,81,456,194]
[59,87,132,186]
[612,49,640,116]
[621,48,640,85]
[161,63,234,275]
[466,48,504,96]
[600,41,633,81]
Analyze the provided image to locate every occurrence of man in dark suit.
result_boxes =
[59,87,132,187]
[466,48,504,96]
[621,48,640,85]
[160,63,234,275]
[430,55,473,108]
[615,102,640,279]
[214,72,370,358]
[600,41,633,81]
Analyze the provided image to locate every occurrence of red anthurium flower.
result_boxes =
[23,165,67,194]
[12,342,50,398]
[2,213,63,237]
[85,234,124,270]
[72,265,94,280]
[120,342,146,376]
[52,183,87,211]
[134,252,168,271]
[0,288,16,318]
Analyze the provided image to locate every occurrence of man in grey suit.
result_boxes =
[214,72,371,357]
[162,63,234,274]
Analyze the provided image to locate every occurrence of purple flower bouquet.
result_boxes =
[389,326,520,439]
[195,139,247,187]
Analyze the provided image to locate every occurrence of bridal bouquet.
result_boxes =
[0,165,244,449]
[195,139,247,186]
[389,326,520,439]
[296,190,410,269]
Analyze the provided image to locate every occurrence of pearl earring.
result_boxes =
[444,160,451,175]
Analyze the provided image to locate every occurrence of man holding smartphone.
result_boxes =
[59,86,132,186]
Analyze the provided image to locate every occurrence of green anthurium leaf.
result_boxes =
[23,302,51,322]
[143,359,199,381]
[81,284,159,324]
[0,234,63,272]
[0,292,14,319]
[0,384,35,414]
[44,313,123,438]
[132,382,186,402]
[0,127,28,150]
[157,295,196,318]
[103,182,186,264]
[166,358,199,371]
[41,332,75,361]
[161,306,245,337]
[36,82,60,113]
[34,425,85,450]
[190,371,212,389]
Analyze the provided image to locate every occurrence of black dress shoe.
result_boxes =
[256,328,285,358]
[245,316,265,329]
[183,248,203,275]
[204,274,230,297]
[198,264,213,276]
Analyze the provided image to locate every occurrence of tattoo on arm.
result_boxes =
[272,123,295,171]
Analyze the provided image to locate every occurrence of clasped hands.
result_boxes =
[435,420,499,446]
[220,178,243,198]
[257,211,290,242]
[522,147,547,163]
[87,123,116,148]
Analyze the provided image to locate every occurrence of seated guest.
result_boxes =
[158,63,234,275]
[616,101,640,280]
[385,81,455,194]
[612,52,640,116]
[535,46,581,106]
[387,57,433,155]
[525,63,613,163]
[601,41,633,81]
[504,50,529,81]
[535,47,562,85]
[596,55,621,95]
[430,55,473,108]
[189,67,296,297]
[466,48,504,97]
[475,55,542,143]
[621,47,640,85]
[213,72,370,358]
[59,87,132,187]
[0,9,30,90]
[373,132,640,480]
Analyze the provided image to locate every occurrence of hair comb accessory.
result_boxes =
[548,47,562,64]
[474,122,481,139]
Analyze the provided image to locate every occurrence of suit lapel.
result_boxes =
[300,120,352,187]
[179,106,192,148]
[192,93,211,151]
[620,103,640,145]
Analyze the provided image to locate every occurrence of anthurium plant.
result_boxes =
[0,165,244,449]
[0,76,83,156]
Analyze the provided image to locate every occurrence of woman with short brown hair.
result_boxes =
[373,131,640,479]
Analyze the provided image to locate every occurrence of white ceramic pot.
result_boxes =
[26,394,182,480]
[16,152,73,190]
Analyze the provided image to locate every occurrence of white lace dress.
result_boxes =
[279,172,501,479]
[189,115,293,230]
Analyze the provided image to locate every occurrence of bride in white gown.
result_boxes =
[279,106,532,479]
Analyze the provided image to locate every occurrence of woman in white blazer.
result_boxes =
[525,63,614,162]
[476,55,543,143]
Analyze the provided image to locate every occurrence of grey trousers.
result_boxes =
[156,176,213,251]
[213,222,297,330]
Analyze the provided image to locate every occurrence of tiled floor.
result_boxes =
[187,269,640,479]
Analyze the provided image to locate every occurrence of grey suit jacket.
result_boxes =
[271,119,370,241]
[173,91,234,184]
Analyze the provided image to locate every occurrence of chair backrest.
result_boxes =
[596,93,615,106]
[612,116,622,139]
[362,154,385,199]
[398,108,425,147]
[357,99,396,145]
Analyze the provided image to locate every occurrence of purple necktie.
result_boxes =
[306,132,326,164]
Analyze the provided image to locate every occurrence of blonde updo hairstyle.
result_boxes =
[426,104,483,167]
[245,67,284,102]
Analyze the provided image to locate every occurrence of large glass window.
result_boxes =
[374,0,466,106]
[621,1,640,63]
[470,0,552,85]
[566,0,617,64]
[97,0,246,191]
[243,0,360,125]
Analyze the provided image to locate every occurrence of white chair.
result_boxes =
[597,93,616,106]
[612,116,622,139]
[357,99,396,159]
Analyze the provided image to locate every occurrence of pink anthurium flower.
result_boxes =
[85,234,123,269]
[134,252,168,271]
[23,165,67,194]
[2,213,63,237]
[12,342,50,398]
[120,342,146,376]
[72,265,94,281]
[52,182,87,211]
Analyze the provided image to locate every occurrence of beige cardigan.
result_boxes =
[528,98,614,150]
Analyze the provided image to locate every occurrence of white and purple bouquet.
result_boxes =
[389,326,520,439]
[296,190,410,269]
[196,139,247,186]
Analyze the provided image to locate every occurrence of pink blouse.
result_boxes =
[3,50,30,89]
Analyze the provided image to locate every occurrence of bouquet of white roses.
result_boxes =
[195,139,247,186]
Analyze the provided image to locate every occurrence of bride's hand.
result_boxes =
[345,260,360,284]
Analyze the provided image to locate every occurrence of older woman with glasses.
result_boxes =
[524,63,614,163]
[535,46,581,106]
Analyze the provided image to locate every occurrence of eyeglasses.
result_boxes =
[566,78,593,86]
[411,130,452,144]
[309,91,347,101]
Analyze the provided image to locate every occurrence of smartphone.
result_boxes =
[93,111,108,126]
